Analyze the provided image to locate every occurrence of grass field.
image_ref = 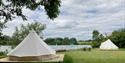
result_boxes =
[0,49,125,63]
[62,49,125,63]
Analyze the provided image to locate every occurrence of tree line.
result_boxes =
[0,22,125,48]
[44,37,78,45]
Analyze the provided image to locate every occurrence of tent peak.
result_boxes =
[7,29,56,57]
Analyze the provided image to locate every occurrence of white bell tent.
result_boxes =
[99,39,118,50]
[7,30,56,57]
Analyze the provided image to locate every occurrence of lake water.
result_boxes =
[51,45,92,51]
[0,45,92,52]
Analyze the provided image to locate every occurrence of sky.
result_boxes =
[2,0,125,40]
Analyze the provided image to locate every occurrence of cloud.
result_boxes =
[2,0,125,40]
[2,17,34,36]
[53,19,78,29]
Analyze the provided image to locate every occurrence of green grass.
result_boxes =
[61,49,125,63]
[0,49,125,63]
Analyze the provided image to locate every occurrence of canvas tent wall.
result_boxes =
[7,30,56,61]
[99,39,118,50]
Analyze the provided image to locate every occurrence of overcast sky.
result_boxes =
[2,0,125,40]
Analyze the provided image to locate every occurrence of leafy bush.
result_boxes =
[92,41,101,48]
[110,28,125,48]
[0,51,6,56]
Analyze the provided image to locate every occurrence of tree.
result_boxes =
[11,22,46,45]
[92,30,100,47]
[0,35,11,45]
[99,34,104,39]
[0,0,61,22]
[0,21,6,45]
[44,38,55,45]
[44,37,78,45]
[0,21,6,36]
[0,22,11,45]
[109,28,125,48]
[92,30,106,47]
[11,27,21,45]
[62,37,70,45]
[44,37,64,45]
[92,30,100,40]
[0,0,61,44]
[70,38,78,45]
[55,37,63,45]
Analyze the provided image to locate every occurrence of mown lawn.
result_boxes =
[0,49,125,63]
[61,49,125,63]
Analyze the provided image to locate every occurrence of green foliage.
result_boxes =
[70,38,78,45]
[0,21,6,31]
[0,35,11,45]
[110,28,125,48]
[11,22,45,45]
[0,0,61,22]
[0,51,8,56]
[44,37,78,45]
[0,21,6,39]
[0,52,5,56]
[0,22,11,45]
[92,30,100,40]
[0,0,61,44]
[92,41,101,47]
[78,42,92,45]
[62,37,70,45]
[92,30,107,47]
[44,38,56,45]
[44,0,61,20]
[92,28,125,48]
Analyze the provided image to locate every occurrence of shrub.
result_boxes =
[0,51,6,56]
